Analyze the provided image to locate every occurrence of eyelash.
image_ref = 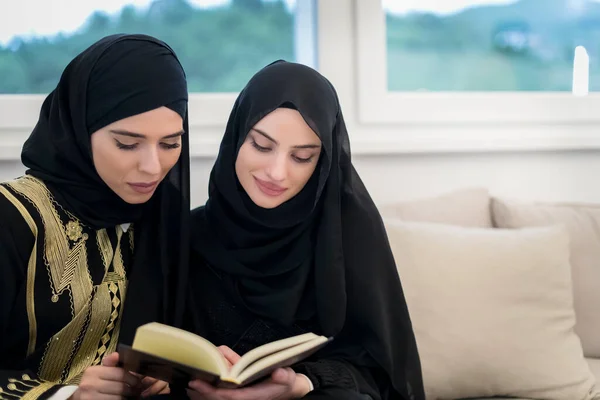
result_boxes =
[115,140,180,151]
[250,140,270,153]
[250,140,313,163]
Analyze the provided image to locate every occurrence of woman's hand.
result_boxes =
[69,352,142,400]
[135,374,171,397]
[187,367,311,400]
[218,345,241,369]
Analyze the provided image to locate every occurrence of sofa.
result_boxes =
[379,188,600,400]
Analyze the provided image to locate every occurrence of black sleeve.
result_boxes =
[293,359,359,391]
[0,186,29,341]
[0,187,62,399]
[293,358,389,400]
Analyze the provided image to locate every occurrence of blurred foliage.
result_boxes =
[386,0,600,91]
[2,0,600,93]
[0,0,294,93]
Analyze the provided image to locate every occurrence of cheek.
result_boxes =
[92,139,130,181]
[235,145,261,175]
[290,163,318,189]
[160,148,182,173]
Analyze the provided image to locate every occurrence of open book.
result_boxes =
[117,322,332,388]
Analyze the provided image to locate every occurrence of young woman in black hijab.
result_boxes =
[187,61,425,400]
[0,34,190,399]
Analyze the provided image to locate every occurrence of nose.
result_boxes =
[266,154,287,182]
[138,147,162,176]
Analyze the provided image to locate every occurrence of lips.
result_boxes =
[127,181,158,194]
[254,177,287,197]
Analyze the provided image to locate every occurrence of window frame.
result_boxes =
[355,0,600,126]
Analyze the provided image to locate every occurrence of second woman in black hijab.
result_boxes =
[0,34,190,399]
[187,61,425,400]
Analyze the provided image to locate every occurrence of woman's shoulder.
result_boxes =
[0,178,38,239]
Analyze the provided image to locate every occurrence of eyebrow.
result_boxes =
[109,129,185,139]
[252,128,321,149]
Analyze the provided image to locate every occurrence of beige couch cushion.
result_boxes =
[458,398,532,400]
[588,358,600,383]
[385,220,598,400]
[379,187,492,227]
[492,198,600,358]
[465,362,600,400]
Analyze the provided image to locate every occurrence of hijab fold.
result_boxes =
[21,34,191,343]
[192,60,425,400]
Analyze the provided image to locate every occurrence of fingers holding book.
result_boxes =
[70,353,143,399]
[187,367,309,399]
[218,345,242,369]
[139,375,171,397]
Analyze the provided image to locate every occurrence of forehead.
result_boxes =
[109,107,183,135]
[253,108,320,144]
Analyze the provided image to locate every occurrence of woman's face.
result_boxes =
[235,107,322,209]
[90,106,184,204]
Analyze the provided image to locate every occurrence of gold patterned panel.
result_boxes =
[0,375,55,400]
[0,185,39,356]
[5,176,130,385]
[96,227,126,281]
[66,283,112,382]
[105,279,127,357]
[20,382,56,400]
[6,177,83,305]
[128,226,134,252]
[37,302,90,382]
[112,227,126,278]
[60,223,128,383]
[97,229,113,276]
[96,283,120,362]
[69,239,93,317]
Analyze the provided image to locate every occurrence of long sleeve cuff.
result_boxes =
[292,359,358,392]
[47,386,77,400]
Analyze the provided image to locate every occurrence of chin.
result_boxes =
[249,192,285,209]
[119,192,155,205]
[126,197,152,205]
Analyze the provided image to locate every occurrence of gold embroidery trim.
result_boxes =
[65,283,112,382]
[63,220,129,383]
[6,177,93,312]
[0,375,53,400]
[20,382,56,400]
[112,227,126,279]
[128,225,134,252]
[37,301,90,382]
[0,185,39,356]
[106,279,127,358]
[5,176,128,384]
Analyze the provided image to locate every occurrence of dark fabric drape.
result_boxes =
[191,60,425,399]
[20,33,191,341]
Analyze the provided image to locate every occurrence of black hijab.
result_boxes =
[191,60,425,400]
[21,34,191,343]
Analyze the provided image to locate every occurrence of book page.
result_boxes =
[118,344,222,386]
[224,336,330,385]
[132,322,228,376]
[228,332,319,379]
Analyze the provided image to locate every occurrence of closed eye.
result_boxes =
[160,142,181,150]
[251,140,271,152]
[115,139,138,151]
[293,155,314,163]
[115,139,180,151]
